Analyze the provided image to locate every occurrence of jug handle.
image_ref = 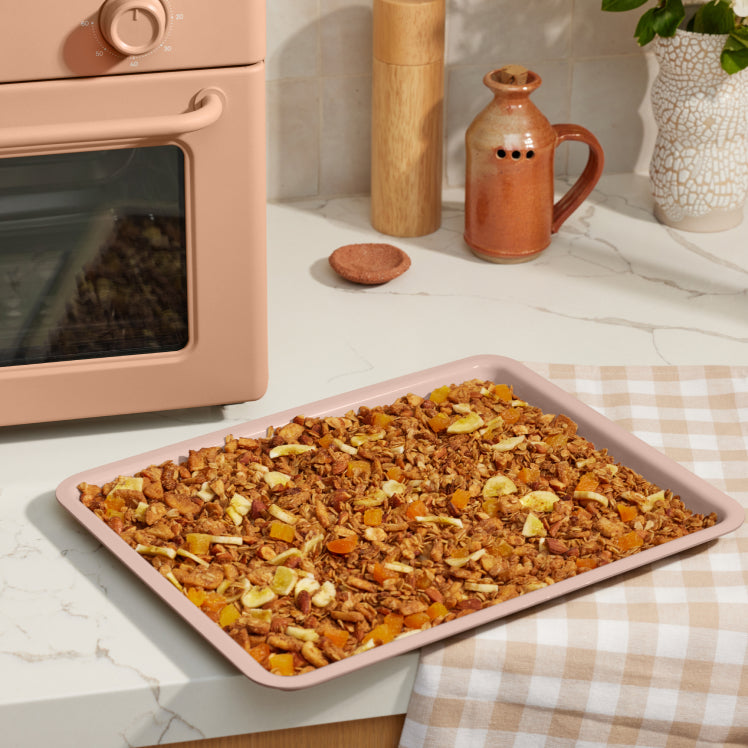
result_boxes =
[551,124,605,233]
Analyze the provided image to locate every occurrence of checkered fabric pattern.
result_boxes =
[399,365,748,748]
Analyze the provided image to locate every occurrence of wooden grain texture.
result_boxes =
[373,0,445,65]
[144,714,406,748]
[371,58,443,237]
[371,0,445,238]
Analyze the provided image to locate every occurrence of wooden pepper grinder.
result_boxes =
[371,0,445,237]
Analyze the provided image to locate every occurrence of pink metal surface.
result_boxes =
[0,0,265,83]
[0,0,267,426]
[56,355,745,690]
[0,65,267,426]
[0,88,224,149]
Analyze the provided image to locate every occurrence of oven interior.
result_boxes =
[0,145,188,367]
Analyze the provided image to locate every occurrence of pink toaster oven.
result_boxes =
[0,0,267,426]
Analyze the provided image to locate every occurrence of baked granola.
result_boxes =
[78,379,716,676]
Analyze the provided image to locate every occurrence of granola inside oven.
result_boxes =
[78,379,717,677]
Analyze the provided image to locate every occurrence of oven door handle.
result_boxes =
[0,88,224,149]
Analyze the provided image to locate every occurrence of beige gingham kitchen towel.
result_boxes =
[400,364,748,748]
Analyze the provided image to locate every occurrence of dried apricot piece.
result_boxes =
[103,494,126,519]
[362,623,395,647]
[386,466,403,481]
[403,612,430,629]
[544,433,568,449]
[481,497,500,517]
[218,603,241,628]
[406,499,428,520]
[502,407,521,424]
[247,642,271,664]
[322,628,350,649]
[447,547,470,563]
[428,411,451,432]
[326,536,358,554]
[363,508,383,526]
[575,472,599,492]
[384,613,404,636]
[429,385,450,404]
[493,383,513,402]
[449,488,471,513]
[518,466,541,485]
[427,602,449,620]
[371,411,395,428]
[186,587,206,607]
[372,562,398,585]
[414,572,432,590]
[201,592,226,622]
[346,460,371,479]
[318,433,334,448]
[616,504,638,523]
[268,652,295,676]
[269,520,295,543]
[491,539,514,557]
[616,530,644,552]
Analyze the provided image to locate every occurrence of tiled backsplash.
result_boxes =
[267,0,657,201]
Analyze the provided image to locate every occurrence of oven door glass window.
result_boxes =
[0,145,187,367]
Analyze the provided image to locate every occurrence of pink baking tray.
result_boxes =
[56,355,744,690]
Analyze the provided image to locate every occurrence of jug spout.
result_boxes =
[484,66,541,94]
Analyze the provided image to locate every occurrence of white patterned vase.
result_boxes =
[650,30,748,232]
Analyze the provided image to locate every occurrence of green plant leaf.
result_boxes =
[691,0,735,34]
[601,0,650,11]
[728,26,748,48]
[652,0,685,38]
[721,46,748,73]
[635,7,657,45]
[721,27,748,73]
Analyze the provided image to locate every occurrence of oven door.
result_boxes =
[0,65,267,426]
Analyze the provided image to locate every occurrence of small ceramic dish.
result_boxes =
[328,243,411,285]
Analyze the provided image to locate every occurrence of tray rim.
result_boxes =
[55,354,745,690]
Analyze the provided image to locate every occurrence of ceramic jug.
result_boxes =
[464,66,604,263]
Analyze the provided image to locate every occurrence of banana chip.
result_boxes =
[520,491,559,512]
[268,444,315,459]
[492,435,525,452]
[447,412,484,434]
[483,474,517,497]
[574,490,609,507]
[522,513,547,538]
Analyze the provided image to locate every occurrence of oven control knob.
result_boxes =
[99,0,168,56]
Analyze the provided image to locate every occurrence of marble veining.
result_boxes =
[285,176,748,368]
[2,174,747,747]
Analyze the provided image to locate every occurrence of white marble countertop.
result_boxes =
[2,174,747,748]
